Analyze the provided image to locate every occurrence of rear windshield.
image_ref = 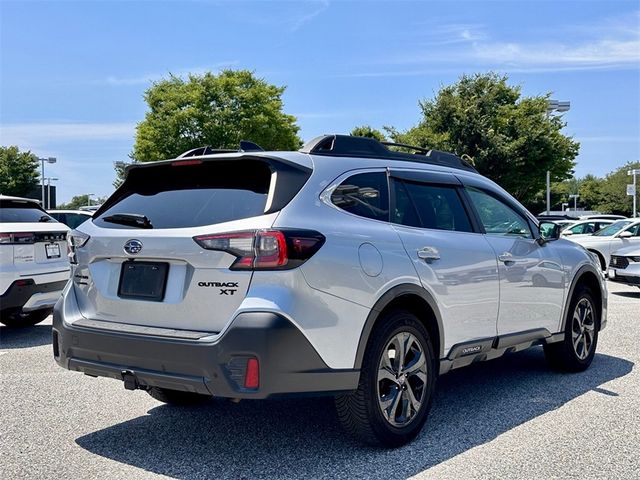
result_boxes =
[94,159,308,229]
[0,200,56,223]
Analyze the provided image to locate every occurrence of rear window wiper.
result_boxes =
[102,213,153,229]
[39,215,53,222]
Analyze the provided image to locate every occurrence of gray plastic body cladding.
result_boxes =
[53,306,359,399]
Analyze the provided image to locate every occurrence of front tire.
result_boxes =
[0,308,51,328]
[147,387,212,406]
[544,286,599,372]
[335,310,436,447]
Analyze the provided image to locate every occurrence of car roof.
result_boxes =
[48,209,93,215]
[0,194,41,205]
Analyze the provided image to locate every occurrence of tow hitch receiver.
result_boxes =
[122,370,139,390]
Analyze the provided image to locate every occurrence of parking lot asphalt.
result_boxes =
[1,280,638,480]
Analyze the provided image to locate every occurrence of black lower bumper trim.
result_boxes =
[1,279,68,312]
[53,309,359,399]
[609,274,640,286]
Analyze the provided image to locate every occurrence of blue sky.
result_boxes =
[1,0,639,203]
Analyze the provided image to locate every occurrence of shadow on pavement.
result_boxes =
[610,290,640,299]
[76,349,633,480]
[0,324,52,350]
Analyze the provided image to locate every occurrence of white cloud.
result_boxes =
[102,61,240,86]
[346,11,640,76]
[0,122,136,146]
[290,0,330,32]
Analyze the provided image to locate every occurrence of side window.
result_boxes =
[466,187,533,238]
[330,172,389,222]
[392,180,473,232]
[625,224,640,236]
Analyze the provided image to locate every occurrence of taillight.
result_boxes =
[67,230,91,264]
[193,229,325,270]
[0,232,35,244]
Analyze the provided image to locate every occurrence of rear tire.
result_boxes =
[335,309,436,447]
[544,286,598,372]
[0,308,51,328]
[147,387,212,406]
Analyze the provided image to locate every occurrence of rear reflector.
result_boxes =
[244,357,260,389]
[193,229,325,271]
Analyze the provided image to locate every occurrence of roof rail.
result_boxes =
[177,140,264,158]
[300,134,476,172]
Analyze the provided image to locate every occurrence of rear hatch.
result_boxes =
[71,155,311,333]
[0,199,69,277]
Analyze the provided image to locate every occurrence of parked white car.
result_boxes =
[561,219,615,239]
[1,195,70,327]
[608,245,640,289]
[572,219,640,270]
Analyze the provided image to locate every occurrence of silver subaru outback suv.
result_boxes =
[54,135,607,447]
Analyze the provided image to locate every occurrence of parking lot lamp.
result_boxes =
[39,157,57,205]
[569,194,579,212]
[545,100,570,214]
[628,169,640,218]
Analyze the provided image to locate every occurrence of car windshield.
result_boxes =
[593,220,632,237]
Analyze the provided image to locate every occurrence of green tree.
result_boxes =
[58,195,107,210]
[390,73,579,207]
[132,70,301,163]
[594,162,640,215]
[350,125,386,142]
[578,174,604,210]
[0,146,40,197]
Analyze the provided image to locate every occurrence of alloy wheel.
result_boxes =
[376,332,428,427]
[572,298,595,360]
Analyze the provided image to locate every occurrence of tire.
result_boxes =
[335,309,436,447]
[0,308,51,328]
[544,286,599,372]
[147,387,212,406]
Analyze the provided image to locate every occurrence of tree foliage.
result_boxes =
[0,146,40,197]
[389,73,579,207]
[58,194,107,210]
[350,125,386,142]
[593,162,640,215]
[131,70,302,162]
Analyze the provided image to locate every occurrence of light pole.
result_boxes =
[569,194,579,212]
[86,193,95,207]
[545,100,570,214]
[45,177,58,209]
[39,157,57,206]
[628,168,640,218]
[561,202,569,212]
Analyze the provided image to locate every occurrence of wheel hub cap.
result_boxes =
[376,332,428,427]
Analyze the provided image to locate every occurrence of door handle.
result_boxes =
[417,246,440,262]
[498,252,524,264]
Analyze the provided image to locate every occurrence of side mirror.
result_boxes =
[618,230,633,238]
[562,230,573,236]
[539,221,561,243]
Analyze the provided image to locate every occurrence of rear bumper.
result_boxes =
[53,288,359,399]
[0,279,68,313]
